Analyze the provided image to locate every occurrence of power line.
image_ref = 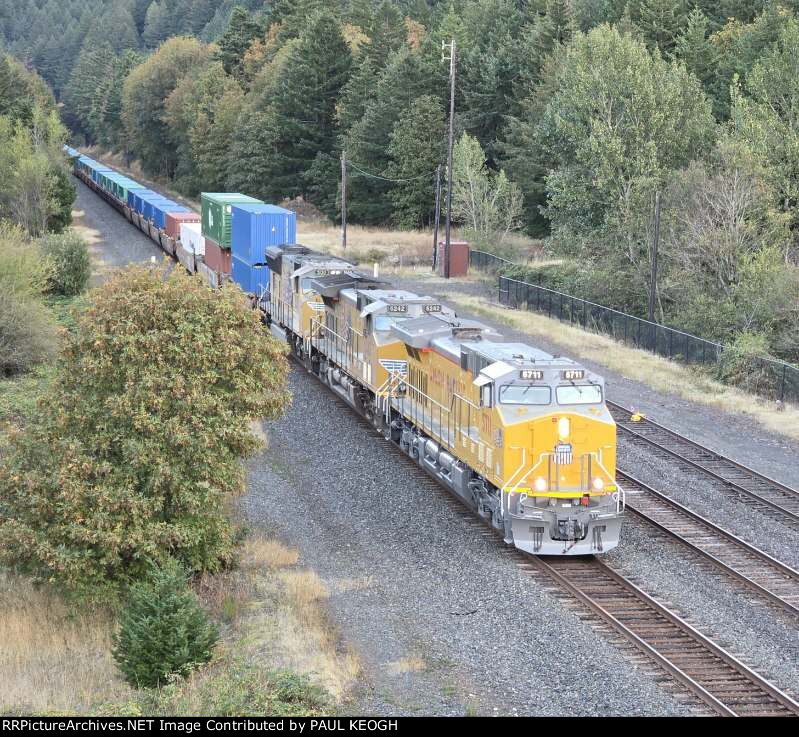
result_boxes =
[347,160,438,183]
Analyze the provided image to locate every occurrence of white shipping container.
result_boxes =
[180,221,205,256]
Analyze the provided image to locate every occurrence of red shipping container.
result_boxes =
[437,240,470,278]
[165,211,200,240]
[204,237,232,275]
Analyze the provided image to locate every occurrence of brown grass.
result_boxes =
[446,293,799,443]
[387,655,427,675]
[1,532,358,714]
[0,571,133,714]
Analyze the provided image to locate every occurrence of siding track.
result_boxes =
[608,400,799,525]
[620,472,799,617]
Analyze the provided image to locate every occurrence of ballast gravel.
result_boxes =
[72,178,162,282]
[605,516,799,701]
[242,367,690,716]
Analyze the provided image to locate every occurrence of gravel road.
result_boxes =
[71,178,162,283]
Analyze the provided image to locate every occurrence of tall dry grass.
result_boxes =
[0,571,132,714]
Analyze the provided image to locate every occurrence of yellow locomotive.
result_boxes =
[263,246,624,555]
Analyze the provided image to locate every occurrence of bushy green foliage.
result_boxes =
[122,37,214,177]
[112,559,220,688]
[0,264,290,597]
[39,230,91,296]
[452,133,523,244]
[0,291,57,378]
[0,225,57,377]
[715,332,783,397]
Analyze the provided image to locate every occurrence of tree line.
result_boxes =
[5,0,798,368]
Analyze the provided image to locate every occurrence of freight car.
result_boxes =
[65,146,625,555]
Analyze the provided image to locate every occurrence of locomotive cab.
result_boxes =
[470,350,623,554]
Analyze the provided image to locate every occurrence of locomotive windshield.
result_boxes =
[499,385,551,405]
[556,384,602,404]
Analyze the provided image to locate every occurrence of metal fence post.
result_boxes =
[780,364,787,402]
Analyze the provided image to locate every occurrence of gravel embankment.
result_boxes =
[242,367,689,716]
[617,442,799,568]
[71,178,162,283]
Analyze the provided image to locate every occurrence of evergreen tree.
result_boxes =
[143,1,170,48]
[345,45,437,223]
[731,18,799,228]
[363,0,406,68]
[216,5,264,79]
[385,94,445,228]
[63,43,117,139]
[636,0,688,55]
[227,10,351,213]
[112,559,219,688]
[674,8,719,114]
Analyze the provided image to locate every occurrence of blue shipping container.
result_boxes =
[133,190,156,215]
[232,256,270,296]
[141,194,169,222]
[151,200,190,229]
[231,203,296,264]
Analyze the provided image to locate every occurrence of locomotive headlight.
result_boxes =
[534,477,548,492]
[592,477,605,491]
[558,417,570,441]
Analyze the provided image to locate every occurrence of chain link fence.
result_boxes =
[493,274,798,403]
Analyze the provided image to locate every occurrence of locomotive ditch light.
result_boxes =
[534,477,548,492]
[592,477,605,491]
[558,417,570,441]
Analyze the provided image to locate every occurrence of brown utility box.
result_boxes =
[437,240,470,278]
[204,237,232,275]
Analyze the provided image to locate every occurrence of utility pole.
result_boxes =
[432,164,441,272]
[443,39,457,279]
[341,149,347,251]
[648,190,661,323]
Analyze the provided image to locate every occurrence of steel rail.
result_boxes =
[528,556,799,717]
[608,400,799,524]
[619,471,799,616]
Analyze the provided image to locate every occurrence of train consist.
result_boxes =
[65,146,625,555]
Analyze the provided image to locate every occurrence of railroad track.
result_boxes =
[524,555,799,716]
[608,400,799,525]
[619,471,799,616]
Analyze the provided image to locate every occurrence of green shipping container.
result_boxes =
[201,193,263,248]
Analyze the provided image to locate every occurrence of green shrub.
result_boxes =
[0,291,57,377]
[112,559,220,689]
[715,332,782,398]
[39,230,91,296]
[0,222,50,299]
[0,264,290,595]
[47,166,76,234]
